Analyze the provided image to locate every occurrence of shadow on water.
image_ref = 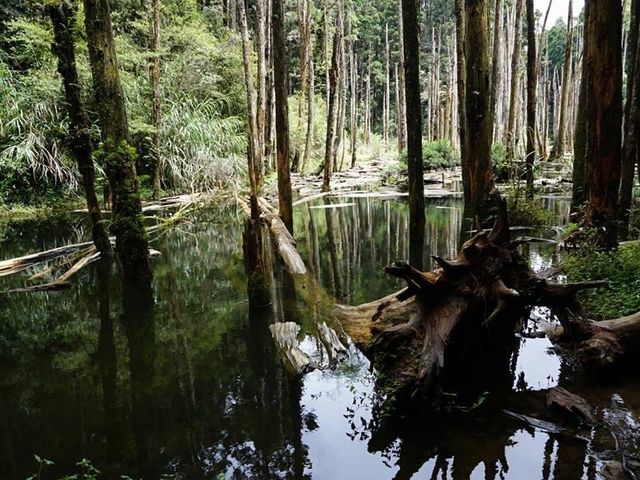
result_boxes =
[0,193,638,478]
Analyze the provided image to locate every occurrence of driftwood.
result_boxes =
[334,200,609,399]
[546,387,595,424]
[269,322,313,375]
[240,197,307,274]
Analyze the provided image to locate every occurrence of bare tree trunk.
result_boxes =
[402,0,425,269]
[350,46,358,168]
[549,1,574,161]
[323,32,341,191]
[397,0,407,153]
[505,0,524,164]
[619,0,640,239]
[256,0,268,185]
[525,0,537,198]
[48,1,112,257]
[364,59,371,145]
[150,0,162,200]
[583,0,623,248]
[490,0,502,140]
[272,0,294,232]
[384,23,390,146]
[459,0,497,222]
[455,0,467,178]
[83,0,152,282]
[302,60,315,173]
[239,0,260,218]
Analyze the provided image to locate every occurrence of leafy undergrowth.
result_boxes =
[563,241,640,319]
[507,197,554,226]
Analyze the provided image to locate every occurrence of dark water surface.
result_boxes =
[0,193,637,479]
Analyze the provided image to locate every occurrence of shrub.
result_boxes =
[400,140,458,170]
[563,242,640,319]
[491,142,510,182]
[507,197,554,226]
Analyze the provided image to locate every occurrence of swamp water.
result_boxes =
[0,193,638,479]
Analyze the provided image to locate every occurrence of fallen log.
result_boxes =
[334,199,609,400]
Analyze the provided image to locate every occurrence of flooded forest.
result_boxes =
[1,0,640,478]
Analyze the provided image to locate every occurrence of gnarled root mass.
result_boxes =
[335,204,607,400]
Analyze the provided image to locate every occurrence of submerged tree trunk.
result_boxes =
[272,0,294,232]
[150,0,162,200]
[48,1,112,257]
[83,0,152,282]
[401,0,425,269]
[583,0,623,248]
[619,0,640,240]
[549,0,573,162]
[525,0,536,198]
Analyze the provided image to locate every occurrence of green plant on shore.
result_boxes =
[563,241,640,319]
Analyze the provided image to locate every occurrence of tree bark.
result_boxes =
[549,0,573,162]
[583,0,623,248]
[272,0,294,232]
[397,0,407,153]
[150,0,162,200]
[323,32,340,192]
[48,1,112,257]
[350,46,358,168]
[572,18,589,210]
[83,0,152,282]
[619,0,640,240]
[384,23,390,146]
[256,0,268,185]
[401,0,425,269]
[525,0,537,198]
[489,0,502,140]
[505,0,524,164]
[239,0,260,218]
[460,0,497,223]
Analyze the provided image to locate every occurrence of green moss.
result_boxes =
[563,242,640,319]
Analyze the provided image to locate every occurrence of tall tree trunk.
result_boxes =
[619,0,640,239]
[239,0,260,218]
[402,0,425,269]
[549,0,574,161]
[83,0,152,282]
[572,19,589,209]
[323,32,340,192]
[48,1,112,257]
[397,0,407,153]
[272,0,294,232]
[489,0,502,135]
[583,0,623,248]
[460,0,496,223]
[525,0,536,198]
[505,0,524,164]
[384,23,390,146]
[455,0,467,182]
[302,59,315,173]
[256,0,268,185]
[150,0,162,200]
[350,46,358,168]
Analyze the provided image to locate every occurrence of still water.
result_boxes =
[0,193,636,479]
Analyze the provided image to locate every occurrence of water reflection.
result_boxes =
[0,194,637,479]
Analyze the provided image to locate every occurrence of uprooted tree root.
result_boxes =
[335,203,612,401]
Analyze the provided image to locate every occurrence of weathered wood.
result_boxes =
[546,387,595,424]
[269,322,313,375]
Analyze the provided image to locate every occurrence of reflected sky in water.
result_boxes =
[0,192,635,479]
